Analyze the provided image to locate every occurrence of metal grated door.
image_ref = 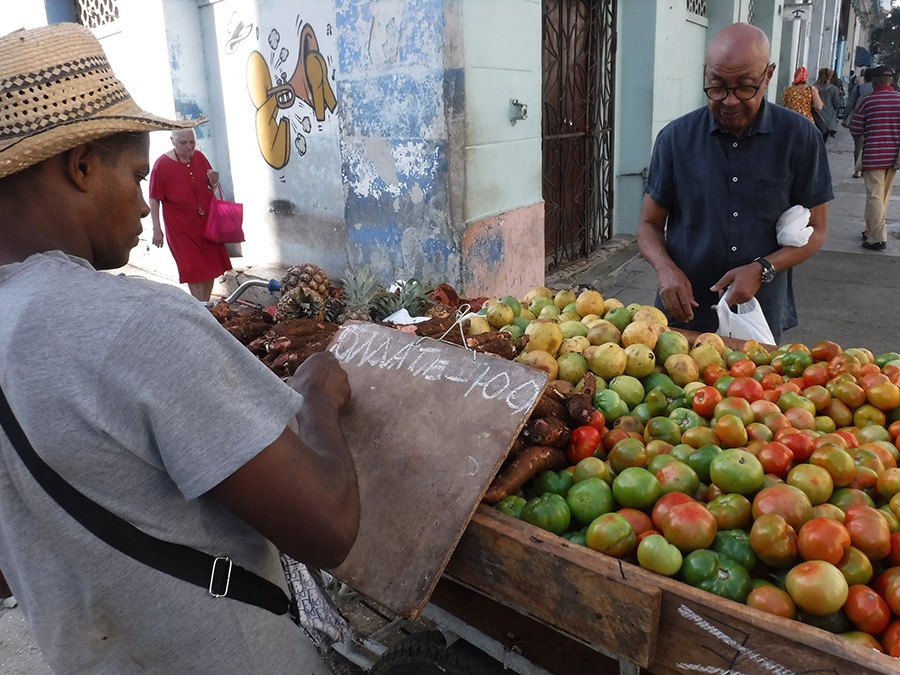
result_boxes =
[542,0,617,272]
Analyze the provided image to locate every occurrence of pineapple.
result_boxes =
[369,277,435,322]
[337,266,379,323]
[274,286,326,322]
[281,263,330,297]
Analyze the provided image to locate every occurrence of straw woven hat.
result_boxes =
[0,23,201,179]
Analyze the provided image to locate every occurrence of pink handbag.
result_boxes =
[203,187,245,244]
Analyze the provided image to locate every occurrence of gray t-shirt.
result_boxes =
[0,252,331,673]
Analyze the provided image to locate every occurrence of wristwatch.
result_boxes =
[754,256,776,283]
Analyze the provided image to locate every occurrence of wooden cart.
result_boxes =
[325,323,899,674]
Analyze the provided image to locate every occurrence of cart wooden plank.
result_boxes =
[327,322,547,618]
[444,506,662,667]
[446,506,898,675]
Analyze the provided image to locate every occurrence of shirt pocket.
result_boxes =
[755,177,792,225]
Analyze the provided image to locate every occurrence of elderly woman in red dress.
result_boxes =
[149,129,232,301]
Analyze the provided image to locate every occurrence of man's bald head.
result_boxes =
[706,23,771,71]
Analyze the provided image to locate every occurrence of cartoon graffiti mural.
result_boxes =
[240,15,337,170]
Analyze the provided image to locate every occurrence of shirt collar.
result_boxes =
[707,97,773,138]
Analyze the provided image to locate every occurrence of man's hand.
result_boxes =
[711,262,764,305]
[656,263,699,322]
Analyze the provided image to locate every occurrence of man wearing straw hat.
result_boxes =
[0,23,359,673]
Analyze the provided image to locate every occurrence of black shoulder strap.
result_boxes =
[0,384,292,617]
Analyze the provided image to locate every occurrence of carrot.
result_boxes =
[483,445,568,504]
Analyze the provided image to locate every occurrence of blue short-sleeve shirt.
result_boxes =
[645,99,833,340]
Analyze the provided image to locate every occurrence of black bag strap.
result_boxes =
[0,384,292,617]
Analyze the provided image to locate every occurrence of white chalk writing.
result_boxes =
[330,323,544,414]
[676,604,798,675]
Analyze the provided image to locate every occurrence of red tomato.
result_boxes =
[750,513,799,568]
[616,507,653,537]
[752,483,814,532]
[691,386,723,418]
[881,620,900,658]
[888,532,900,566]
[843,584,891,635]
[727,376,764,403]
[797,517,850,564]
[745,584,796,619]
[872,566,900,597]
[802,363,830,387]
[650,491,696,531]
[844,506,892,561]
[661,501,718,553]
[884,575,900,617]
[586,409,606,433]
[703,364,730,386]
[757,441,794,478]
[780,431,816,463]
[730,359,757,378]
[567,425,603,464]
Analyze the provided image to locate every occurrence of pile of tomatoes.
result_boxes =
[496,338,900,657]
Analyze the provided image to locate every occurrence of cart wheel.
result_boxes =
[371,630,505,675]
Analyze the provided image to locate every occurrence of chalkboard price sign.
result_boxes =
[328,321,548,617]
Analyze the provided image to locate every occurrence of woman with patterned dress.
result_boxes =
[150,129,232,301]
[781,66,824,124]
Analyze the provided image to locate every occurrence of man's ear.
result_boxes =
[62,142,102,193]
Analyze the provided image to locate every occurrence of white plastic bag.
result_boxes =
[775,205,813,247]
[715,294,775,345]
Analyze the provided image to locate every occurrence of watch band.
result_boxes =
[754,256,776,283]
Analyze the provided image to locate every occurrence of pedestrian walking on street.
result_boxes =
[781,66,824,125]
[814,67,844,143]
[849,64,900,251]
[637,23,832,343]
[0,23,360,674]
[842,67,873,177]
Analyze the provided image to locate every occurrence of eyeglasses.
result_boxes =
[704,66,773,102]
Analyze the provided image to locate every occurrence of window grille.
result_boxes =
[748,0,754,24]
[686,0,707,17]
[76,0,119,29]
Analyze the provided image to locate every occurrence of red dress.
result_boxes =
[149,150,232,284]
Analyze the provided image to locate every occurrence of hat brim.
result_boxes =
[0,111,203,179]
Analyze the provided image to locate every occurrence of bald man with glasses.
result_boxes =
[637,23,832,343]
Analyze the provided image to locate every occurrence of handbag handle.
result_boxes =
[0,383,292,617]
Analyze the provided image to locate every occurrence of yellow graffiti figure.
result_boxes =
[246,24,337,169]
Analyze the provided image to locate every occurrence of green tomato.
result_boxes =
[527,469,574,499]
[714,375,736,397]
[562,528,587,546]
[566,477,614,525]
[637,533,683,576]
[680,549,753,603]
[709,448,765,495]
[711,528,758,571]
[781,350,814,378]
[494,495,526,519]
[612,467,662,510]
[594,389,629,422]
[686,444,723,484]
[520,493,571,535]
[669,407,708,433]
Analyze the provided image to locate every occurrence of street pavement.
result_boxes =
[2,125,900,673]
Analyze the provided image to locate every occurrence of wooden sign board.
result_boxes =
[327,321,548,618]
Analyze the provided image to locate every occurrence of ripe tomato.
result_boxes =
[881,620,900,658]
[757,441,794,477]
[567,425,603,464]
[785,560,849,616]
[759,372,785,391]
[752,483,814,532]
[811,340,842,363]
[616,507,653,538]
[780,431,816,463]
[750,513,798,568]
[808,444,857,488]
[715,413,748,449]
[802,363,831,387]
[662,501,718,553]
[730,359,757,378]
[746,584,796,618]
[797,517,850,564]
[844,506,892,561]
[883,575,900,617]
[888,532,900,566]
[843,584,891,635]
[691,385,722,418]
[727,376,764,402]
[651,491,696,530]
[801,385,831,411]
[703,364,730,386]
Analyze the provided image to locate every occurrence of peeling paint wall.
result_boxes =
[336,0,461,286]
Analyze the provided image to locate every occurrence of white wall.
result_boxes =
[461,0,542,224]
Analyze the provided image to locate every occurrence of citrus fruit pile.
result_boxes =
[481,286,900,658]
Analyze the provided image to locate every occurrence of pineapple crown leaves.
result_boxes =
[369,276,443,322]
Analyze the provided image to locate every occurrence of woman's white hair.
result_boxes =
[170,128,196,141]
